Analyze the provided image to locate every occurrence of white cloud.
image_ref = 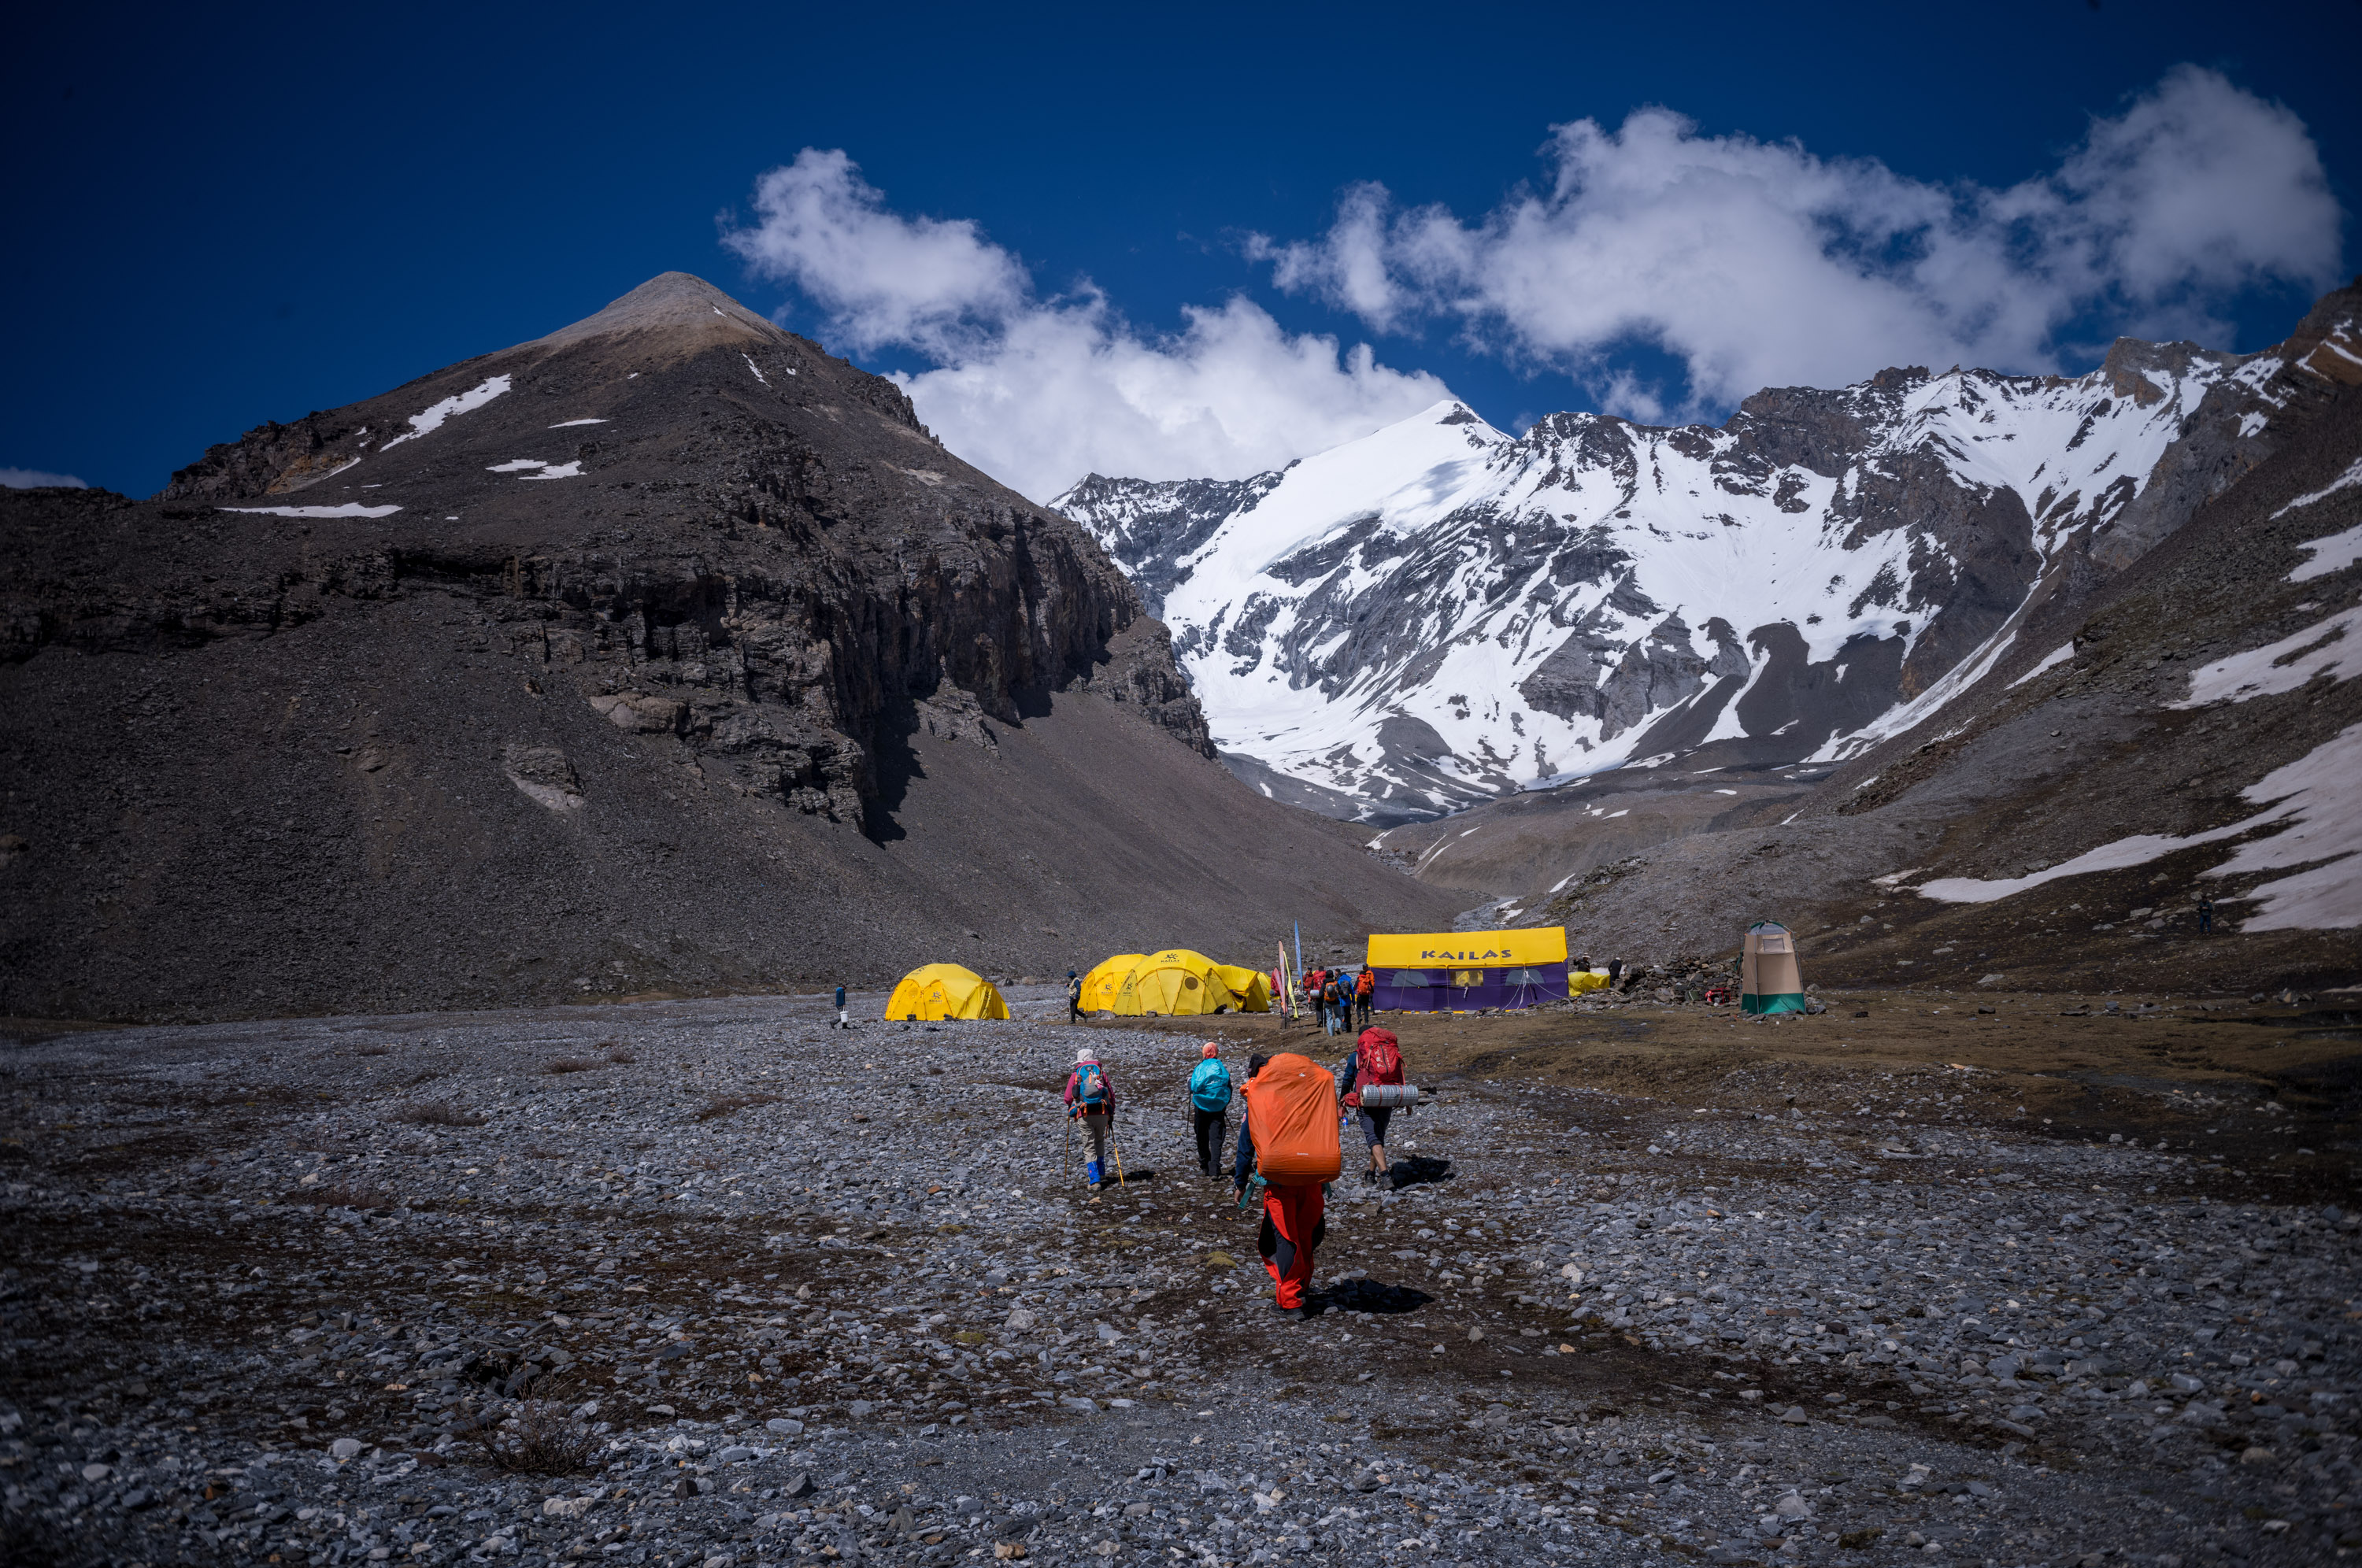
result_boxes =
[722,152,1449,501]
[1261,65,2342,418]
[1,468,87,489]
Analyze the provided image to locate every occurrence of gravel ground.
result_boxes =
[3,986,2356,1568]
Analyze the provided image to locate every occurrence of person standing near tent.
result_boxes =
[1238,1050,1340,1320]
[1064,1046,1118,1189]
[1323,972,1347,1035]
[1189,1042,1235,1180]
[1067,970,1084,1023]
[1337,1026,1405,1187]
[834,984,849,1030]
[1354,967,1374,1027]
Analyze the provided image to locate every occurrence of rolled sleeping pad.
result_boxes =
[1357,1084,1422,1110]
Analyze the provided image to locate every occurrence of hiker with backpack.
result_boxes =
[1067,970,1085,1023]
[1188,1042,1234,1179]
[1354,967,1374,1027]
[1320,973,1344,1036]
[1064,1046,1118,1189]
[833,984,850,1030]
[1338,1026,1405,1187]
[1237,1050,1342,1320]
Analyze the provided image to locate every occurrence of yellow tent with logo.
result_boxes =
[883,963,1009,1022]
[1078,954,1146,1014]
[1113,949,1235,1016]
[1212,964,1272,1012]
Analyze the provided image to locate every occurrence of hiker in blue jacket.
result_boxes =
[1188,1043,1234,1180]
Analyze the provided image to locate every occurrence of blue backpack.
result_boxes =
[1075,1061,1109,1108]
[1190,1058,1233,1113]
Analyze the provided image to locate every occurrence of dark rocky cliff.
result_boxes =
[0,275,1446,1019]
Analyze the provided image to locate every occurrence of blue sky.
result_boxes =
[5,1,2353,499]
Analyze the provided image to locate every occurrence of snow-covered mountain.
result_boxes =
[1055,319,2355,823]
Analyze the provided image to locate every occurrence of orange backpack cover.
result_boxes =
[1243,1052,1342,1183]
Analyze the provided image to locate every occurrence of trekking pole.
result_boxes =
[1112,1136,1127,1189]
[1064,1114,1073,1188]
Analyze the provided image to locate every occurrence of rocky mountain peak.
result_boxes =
[524,270,787,354]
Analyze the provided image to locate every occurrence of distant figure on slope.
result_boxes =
[1064,1046,1117,1189]
[1067,969,1085,1023]
[2197,897,2215,934]
[834,984,849,1030]
[1189,1042,1235,1180]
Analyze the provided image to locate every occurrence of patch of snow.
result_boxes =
[2238,411,2269,438]
[744,353,769,386]
[2171,606,2362,708]
[1811,624,2017,762]
[1915,723,2362,930]
[2289,520,2362,582]
[487,459,585,481]
[2008,642,2075,688]
[218,502,401,519]
[549,419,609,428]
[1605,808,1628,819]
[1713,788,1738,795]
[1871,867,1924,889]
[379,375,511,451]
[2271,455,2362,521]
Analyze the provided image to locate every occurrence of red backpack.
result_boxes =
[1346,1028,1404,1108]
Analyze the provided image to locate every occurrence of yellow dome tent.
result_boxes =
[1212,963,1272,1012]
[1078,953,1147,1014]
[883,963,1009,1022]
[1113,949,1236,1016]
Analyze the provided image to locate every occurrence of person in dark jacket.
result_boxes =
[1067,970,1085,1022]
[1231,1053,1269,1192]
[834,985,849,1029]
[2197,897,2215,934]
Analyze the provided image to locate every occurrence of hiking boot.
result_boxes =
[1271,1304,1305,1322]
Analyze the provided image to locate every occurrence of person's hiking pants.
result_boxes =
[1193,1108,1228,1174]
[1260,1182,1324,1310]
[1079,1110,1111,1171]
[1069,1000,1084,1021]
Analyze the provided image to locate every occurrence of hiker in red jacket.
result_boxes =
[1339,1026,1406,1188]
